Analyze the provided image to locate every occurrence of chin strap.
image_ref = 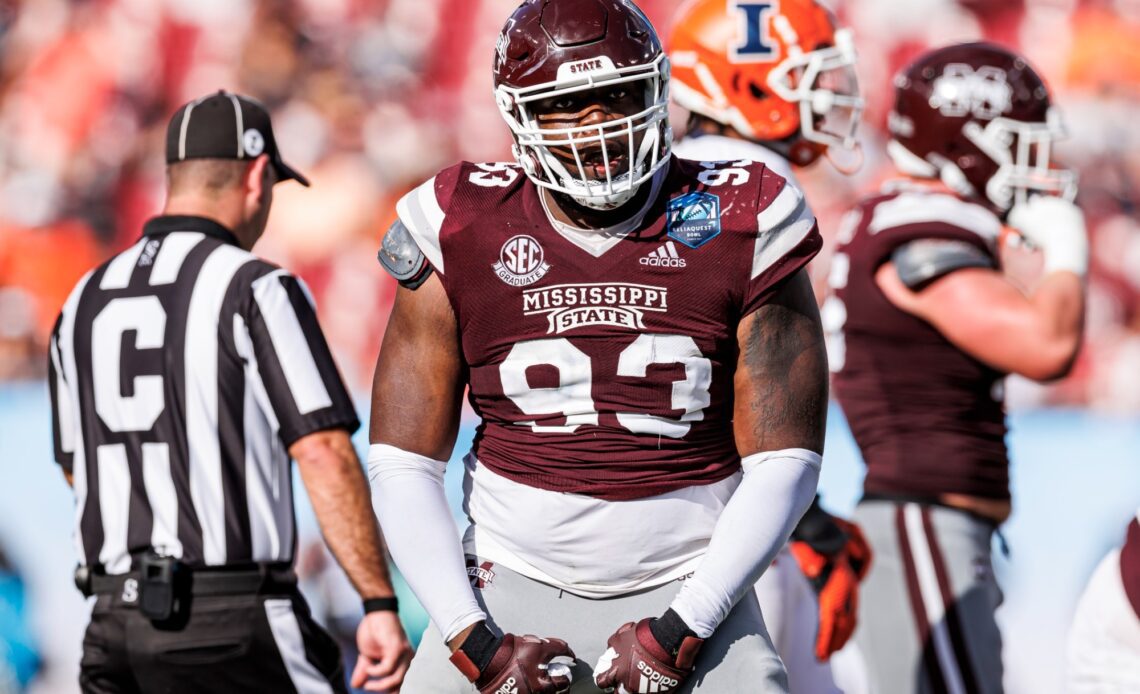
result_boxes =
[825,141,864,175]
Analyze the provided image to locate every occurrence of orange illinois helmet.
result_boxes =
[668,0,863,165]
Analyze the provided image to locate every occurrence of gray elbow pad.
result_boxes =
[892,239,995,290]
[378,219,433,290]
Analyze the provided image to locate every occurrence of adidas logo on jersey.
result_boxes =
[640,241,686,268]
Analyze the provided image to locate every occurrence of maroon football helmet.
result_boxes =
[492,0,671,210]
[886,42,1076,212]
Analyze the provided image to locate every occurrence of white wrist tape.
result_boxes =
[1041,236,1089,277]
[669,448,822,638]
[368,444,485,642]
[1007,196,1088,277]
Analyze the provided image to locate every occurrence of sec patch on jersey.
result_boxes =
[493,234,551,287]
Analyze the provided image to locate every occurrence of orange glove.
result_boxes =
[790,517,873,662]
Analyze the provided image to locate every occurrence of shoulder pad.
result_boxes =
[377,219,433,290]
[892,239,996,290]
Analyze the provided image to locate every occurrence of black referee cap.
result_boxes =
[165,90,310,187]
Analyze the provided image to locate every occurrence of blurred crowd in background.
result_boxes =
[1,0,1139,410]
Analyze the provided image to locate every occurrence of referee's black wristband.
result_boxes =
[363,597,399,614]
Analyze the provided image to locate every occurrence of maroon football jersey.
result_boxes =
[396,156,820,501]
[827,182,1010,501]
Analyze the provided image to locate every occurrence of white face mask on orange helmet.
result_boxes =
[669,0,864,168]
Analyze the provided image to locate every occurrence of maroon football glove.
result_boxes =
[450,624,575,694]
[593,611,703,693]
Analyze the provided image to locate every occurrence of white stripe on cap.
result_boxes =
[228,93,244,159]
[178,101,197,161]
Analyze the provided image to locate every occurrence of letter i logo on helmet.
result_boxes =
[668,0,864,167]
[730,1,778,62]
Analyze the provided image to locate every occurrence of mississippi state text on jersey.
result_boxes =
[827,182,1010,501]
[397,157,820,501]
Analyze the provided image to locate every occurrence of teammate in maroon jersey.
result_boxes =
[366,1,828,692]
[826,43,1087,693]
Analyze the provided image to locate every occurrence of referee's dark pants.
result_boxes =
[79,565,348,694]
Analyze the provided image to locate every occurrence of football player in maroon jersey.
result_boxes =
[826,43,1087,693]
[366,0,828,692]
[669,2,872,691]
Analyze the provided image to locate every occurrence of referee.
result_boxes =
[48,91,411,693]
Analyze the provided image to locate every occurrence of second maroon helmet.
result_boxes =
[887,42,1076,212]
[492,0,671,210]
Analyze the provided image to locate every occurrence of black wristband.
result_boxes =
[790,496,847,555]
[459,622,503,675]
[649,608,698,657]
[362,597,399,614]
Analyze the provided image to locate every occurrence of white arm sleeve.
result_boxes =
[368,443,485,642]
[668,448,821,638]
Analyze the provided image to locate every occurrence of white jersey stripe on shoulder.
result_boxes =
[753,186,815,280]
[186,244,256,566]
[869,192,1001,242]
[757,181,805,231]
[395,177,446,273]
[149,232,204,285]
[903,504,968,694]
[251,271,333,415]
[100,240,148,290]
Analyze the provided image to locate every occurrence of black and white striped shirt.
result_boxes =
[49,215,359,574]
